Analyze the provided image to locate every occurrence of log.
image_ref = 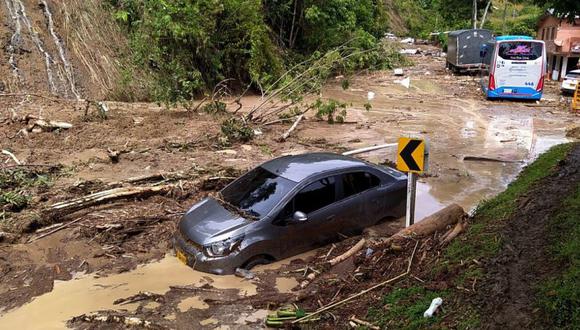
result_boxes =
[48,185,172,216]
[1,149,22,165]
[440,221,465,245]
[279,114,304,141]
[383,204,466,244]
[329,238,366,266]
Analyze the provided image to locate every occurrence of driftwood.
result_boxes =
[463,156,522,163]
[28,217,86,243]
[439,221,466,245]
[1,149,21,165]
[297,204,465,289]
[350,316,380,330]
[279,114,304,141]
[71,313,160,329]
[293,241,419,324]
[381,204,466,245]
[329,238,366,266]
[49,185,172,216]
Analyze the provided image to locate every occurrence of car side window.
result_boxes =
[274,176,337,224]
[341,172,381,198]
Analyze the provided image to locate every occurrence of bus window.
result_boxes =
[498,42,543,61]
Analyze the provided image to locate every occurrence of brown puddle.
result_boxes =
[0,255,256,330]
[275,277,299,293]
[0,251,317,329]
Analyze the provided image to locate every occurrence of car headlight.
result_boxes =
[204,236,243,257]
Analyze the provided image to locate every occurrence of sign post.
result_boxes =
[396,137,428,227]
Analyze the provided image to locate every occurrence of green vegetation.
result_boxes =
[392,0,544,40]
[539,187,580,329]
[444,143,573,265]
[0,168,54,214]
[365,144,574,329]
[106,0,399,103]
[366,286,448,329]
[312,98,348,124]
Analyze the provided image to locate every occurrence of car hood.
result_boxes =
[179,197,251,245]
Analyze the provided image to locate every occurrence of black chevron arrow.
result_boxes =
[400,139,421,171]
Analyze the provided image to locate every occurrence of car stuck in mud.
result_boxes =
[174,153,407,274]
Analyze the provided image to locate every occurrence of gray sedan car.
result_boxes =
[173,152,407,274]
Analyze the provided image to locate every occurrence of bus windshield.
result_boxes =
[497,41,543,61]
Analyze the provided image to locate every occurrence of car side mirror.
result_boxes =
[292,211,308,222]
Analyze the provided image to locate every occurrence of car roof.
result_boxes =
[261,152,373,182]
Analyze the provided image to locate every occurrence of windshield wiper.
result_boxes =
[213,192,260,221]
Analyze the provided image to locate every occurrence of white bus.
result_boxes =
[481,36,546,100]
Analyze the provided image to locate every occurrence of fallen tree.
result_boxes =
[48,185,173,217]
[299,204,466,288]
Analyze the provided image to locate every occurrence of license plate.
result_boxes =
[504,88,512,94]
[176,249,188,265]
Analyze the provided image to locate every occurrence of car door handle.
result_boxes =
[326,215,335,221]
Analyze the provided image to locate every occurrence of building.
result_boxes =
[537,14,580,80]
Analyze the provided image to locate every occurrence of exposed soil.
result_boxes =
[0,46,578,329]
[478,144,580,329]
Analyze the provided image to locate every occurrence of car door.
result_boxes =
[274,175,340,257]
[341,171,387,228]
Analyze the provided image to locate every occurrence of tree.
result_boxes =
[534,0,580,22]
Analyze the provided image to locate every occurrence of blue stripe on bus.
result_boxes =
[486,86,542,100]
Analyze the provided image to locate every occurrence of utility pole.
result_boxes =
[472,0,478,29]
[502,2,508,35]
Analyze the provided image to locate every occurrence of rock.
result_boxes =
[235,268,255,280]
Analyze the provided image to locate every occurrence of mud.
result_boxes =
[478,145,580,329]
[1,47,578,329]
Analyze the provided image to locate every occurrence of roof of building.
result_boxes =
[448,29,492,37]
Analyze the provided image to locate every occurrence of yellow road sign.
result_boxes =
[397,138,426,173]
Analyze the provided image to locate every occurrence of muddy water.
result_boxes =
[0,250,316,329]
[0,255,255,330]
[319,82,571,218]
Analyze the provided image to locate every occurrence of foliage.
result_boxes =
[220,117,254,144]
[533,0,580,22]
[539,187,580,329]
[312,98,347,123]
[484,1,543,36]
[107,0,396,103]
[201,101,227,114]
[392,0,544,39]
[108,0,283,103]
[0,192,29,212]
[0,168,54,213]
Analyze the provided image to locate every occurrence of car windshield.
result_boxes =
[220,166,296,218]
[497,41,542,61]
[565,73,580,79]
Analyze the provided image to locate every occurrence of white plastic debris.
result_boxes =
[367,91,375,100]
[399,48,419,55]
[394,68,404,76]
[423,297,443,318]
[365,248,374,258]
[394,77,410,88]
[400,37,415,44]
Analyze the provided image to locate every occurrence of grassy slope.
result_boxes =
[539,186,580,329]
[364,143,575,329]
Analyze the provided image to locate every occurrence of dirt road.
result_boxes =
[0,51,578,329]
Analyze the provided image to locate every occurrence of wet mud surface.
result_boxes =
[1,49,579,329]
